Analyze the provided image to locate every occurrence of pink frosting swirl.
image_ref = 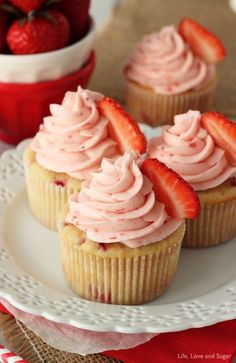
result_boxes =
[66,152,181,248]
[148,110,236,191]
[125,26,215,95]
[31,87,119,179]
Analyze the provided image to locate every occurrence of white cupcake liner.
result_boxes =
[125,77,217,126]
[61,222,185,305]
[184,199,236,248]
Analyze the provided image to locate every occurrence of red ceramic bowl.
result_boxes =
[0,51,95,145]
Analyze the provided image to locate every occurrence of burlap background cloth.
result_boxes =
[1,1,235,362]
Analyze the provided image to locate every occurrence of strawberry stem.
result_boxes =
[0,3,22,17]
[45,0,62,6]
[17,10,57,24]
[17,11,37,26]
[18,17,27,27]
[28,10,35,21]
[39,11,56,23]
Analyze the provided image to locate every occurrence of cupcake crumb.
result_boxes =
[54,180,67,187]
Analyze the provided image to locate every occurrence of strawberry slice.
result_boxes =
[98,97,147,154]
[179,18,226,64]
[201,112,236,165]
[141,158,200,219]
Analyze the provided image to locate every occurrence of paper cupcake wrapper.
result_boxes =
[125,78,217,126]
[184,199,236,248]
[24,164,81,231]
[61,224,185,305]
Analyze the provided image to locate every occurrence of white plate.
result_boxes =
[0,127,236,334]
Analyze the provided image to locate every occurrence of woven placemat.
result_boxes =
[90,0,236,117]
[0,313,121,363]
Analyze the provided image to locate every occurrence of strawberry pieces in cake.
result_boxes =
[179,18,226,64]
[98,97,147,154]
[141,158,200,219]
[201,112,236,165]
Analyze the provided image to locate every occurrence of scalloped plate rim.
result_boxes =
[0,125,235,333]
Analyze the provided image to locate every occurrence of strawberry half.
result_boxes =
[179,18,226,64]
[141,158,200,219]
[98,97,147,154]
[201,112,236,165]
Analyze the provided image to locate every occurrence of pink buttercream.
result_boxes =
[31,87,119,179]
[148,110,236,191]
[125,26,215,95]
[66,152,181,248]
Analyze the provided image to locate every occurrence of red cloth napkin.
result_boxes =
[104,319,236,363]
[0,303,11,315]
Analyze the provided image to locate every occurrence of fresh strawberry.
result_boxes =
[9,0,46,13]
[0,9,8,52]
[179,18,226,64]
[201,112,236,165]
[141,158,200,219]
[7,9,70,55]
[98,97,147,154]
[54,0,90,41]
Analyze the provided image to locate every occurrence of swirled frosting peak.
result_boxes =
[31,87,119,179]
[125,26,215,95]
[148,110,236,191]
[66,152,181,247]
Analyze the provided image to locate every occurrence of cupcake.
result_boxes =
[23,87,147,230]
[148,110,236,248]
[60,153,199,305]
[124,18,225,126]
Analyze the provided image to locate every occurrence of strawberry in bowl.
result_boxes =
[0,0,95,144]
[54,0,90,42]
[7,9,70,54]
